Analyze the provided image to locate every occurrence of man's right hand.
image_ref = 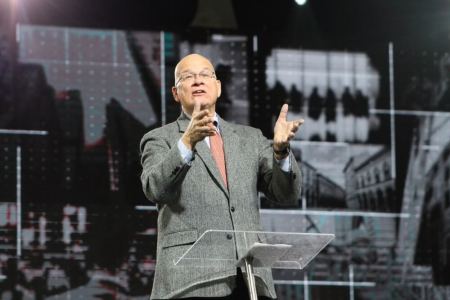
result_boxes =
[181,101,216,150]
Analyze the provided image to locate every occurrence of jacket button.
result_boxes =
[226,233,233,240]
[172,166,181,175]
[230,206,235,212]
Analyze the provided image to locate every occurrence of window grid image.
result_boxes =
[0,22,450,299]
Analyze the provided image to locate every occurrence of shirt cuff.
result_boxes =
[276,154,291,172]
[177,139,194,165]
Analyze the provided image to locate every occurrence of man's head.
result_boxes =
[172,54,221,115]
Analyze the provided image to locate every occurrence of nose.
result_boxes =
[192,74,204,85]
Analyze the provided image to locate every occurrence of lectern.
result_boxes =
[174,230,335,300]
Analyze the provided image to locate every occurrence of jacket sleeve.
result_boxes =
[140,129,192,205]
[256,129,302,207]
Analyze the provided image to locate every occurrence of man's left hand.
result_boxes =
[273,104,304,158]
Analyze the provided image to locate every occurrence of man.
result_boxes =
[140,54,303,299]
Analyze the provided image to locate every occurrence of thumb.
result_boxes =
[277,104,289,121]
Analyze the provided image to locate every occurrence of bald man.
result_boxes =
[140,54,303,299]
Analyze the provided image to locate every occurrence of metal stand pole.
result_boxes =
[244,257,258,300]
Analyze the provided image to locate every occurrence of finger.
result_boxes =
[277,104,289,122]
[198,116,214,126]
[295,119,305,126]
[291,119,304,131]
[194,109,210,120]
[207,122,216,130]
[198,124,215,131]
[198,126,216,135]
[194,100,202,113]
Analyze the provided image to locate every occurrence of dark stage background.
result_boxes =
[1,0,450,299]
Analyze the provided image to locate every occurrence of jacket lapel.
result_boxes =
[219,118,241,198]
[176,112,229,198]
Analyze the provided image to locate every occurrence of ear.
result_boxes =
[216,80,222,98]
[172,86,180,103]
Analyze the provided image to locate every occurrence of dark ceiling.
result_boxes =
[11,0,450,49]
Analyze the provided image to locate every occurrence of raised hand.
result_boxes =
[181,101,216,150]
[273,104,304,158]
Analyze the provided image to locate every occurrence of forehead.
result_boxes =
[176,55,214,74]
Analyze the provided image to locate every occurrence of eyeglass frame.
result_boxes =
[175,69,217,86]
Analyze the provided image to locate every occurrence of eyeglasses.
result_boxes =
[176,70,216,85]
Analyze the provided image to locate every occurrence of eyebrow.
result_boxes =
[178,68,213,75]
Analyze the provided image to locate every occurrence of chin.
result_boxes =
[192,98,216,107]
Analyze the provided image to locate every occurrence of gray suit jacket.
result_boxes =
[140,113,302,299]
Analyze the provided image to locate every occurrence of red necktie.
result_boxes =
[210,131,228,188]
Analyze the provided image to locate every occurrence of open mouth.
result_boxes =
[192,89,206,96]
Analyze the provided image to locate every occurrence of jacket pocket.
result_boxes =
[162,229,198,249]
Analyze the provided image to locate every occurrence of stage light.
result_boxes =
[295,0,307,6]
